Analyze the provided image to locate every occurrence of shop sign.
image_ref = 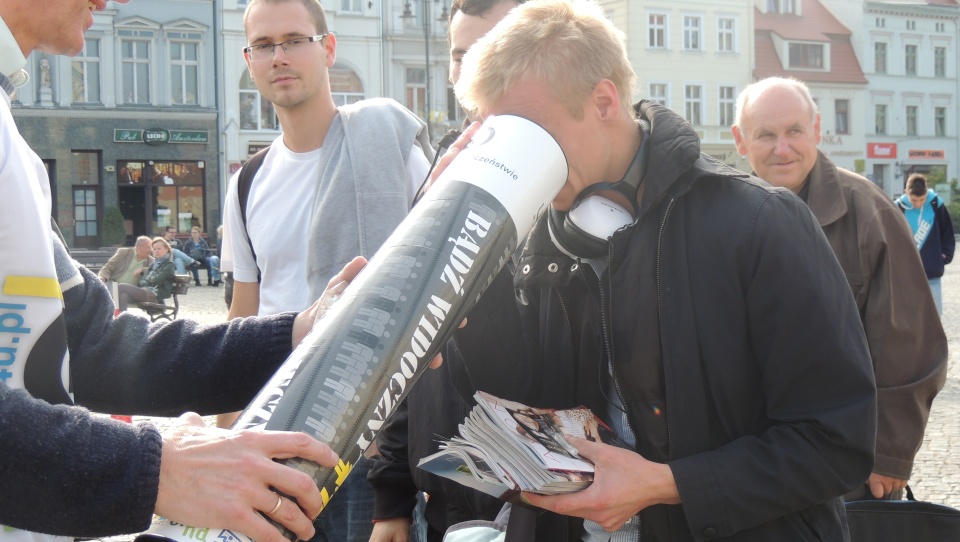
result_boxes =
[867,142,897,159]
[170,130,209,143]
[908,149,945,160]
[144,128,170,145]
[114,129,143,143]
[248,142,271,156]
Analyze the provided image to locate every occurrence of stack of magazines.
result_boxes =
[418,391,620,501]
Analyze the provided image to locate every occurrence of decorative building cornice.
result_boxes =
[10,107,218,121]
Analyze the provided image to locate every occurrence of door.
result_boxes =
[72,186,100,249]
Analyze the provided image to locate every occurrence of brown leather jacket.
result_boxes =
[803,151,947,479]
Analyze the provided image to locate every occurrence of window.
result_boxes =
[875,104,887,135]
[170,40,199,105]
[874,42,887,74]
[121,39,151,104]
[340,0,362,12]
[717,18,735,53]
[685,85,702,126]
[683,16,701,51]
[906,20,916,31]
[937,22,945,32]
[648,14,666,49]
[905,44,917,75]
[239,72,278,131]
[72,39,100,103]
[789,43,824,69]
[835,99,849,135]
[906,105,918,137]
[936,107,947,137]
[329,65,364,106]
[648,83,667,106]
[72,151,99,185]
[116,160,204,233]
[719,86,736,127]
[935,47,947,78]
[767,0,795,14]
[406,67,427,119]
[876,17,885,28]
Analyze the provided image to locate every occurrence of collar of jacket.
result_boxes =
[800,151,848,229]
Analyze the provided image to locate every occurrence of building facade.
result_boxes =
[13,1,222,248]
[860,1,959,197]
[601,0,755,172]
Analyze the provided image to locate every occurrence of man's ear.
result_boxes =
[324,33,338,68]
[732,124,746,156]
[591,79,620,120]
[244,51,255,82]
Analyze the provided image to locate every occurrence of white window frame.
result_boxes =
[935,46,947,78]
[684,84,703,126]
[340,0,363,12]
[683,15,702,52]
[647,12,667,50]
[875,104,887,135]
[935,106,947,137]
[120,38,152,104]
[648,82,668,107]
[718,85,736,127]
[874,42,887,74]
[239,72,279,131]
[406,67,428,120]
[717,17,736,53]
[905,44,917,76]
[906,105,918,137]
[72,38,101,104]
[169,38,200,105]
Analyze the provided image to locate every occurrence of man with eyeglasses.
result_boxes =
[219,0,434,540]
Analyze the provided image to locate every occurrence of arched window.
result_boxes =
[239,72,279,131]
[330,64,364,106]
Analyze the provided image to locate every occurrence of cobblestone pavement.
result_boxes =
[128,263,960,529]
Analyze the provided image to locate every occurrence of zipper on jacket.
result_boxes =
[656,196,677,461]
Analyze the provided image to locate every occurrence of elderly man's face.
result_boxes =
[733,85,822,194]
[135,241,152,259]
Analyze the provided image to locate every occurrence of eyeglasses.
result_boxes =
[243,34,326,62]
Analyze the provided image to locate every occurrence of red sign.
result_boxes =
[867,142,897,159]
[229,162,242,174]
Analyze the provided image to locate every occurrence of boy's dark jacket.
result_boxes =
[448,101,877,541]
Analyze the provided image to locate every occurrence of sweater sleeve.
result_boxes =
[0,384,163,537]
[66,264,297,416]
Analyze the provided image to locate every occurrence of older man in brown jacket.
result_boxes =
[97,235,153,285]
[733,77,947,500]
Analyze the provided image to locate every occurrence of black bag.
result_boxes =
[846,487,960,541]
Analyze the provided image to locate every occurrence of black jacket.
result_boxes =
[451,101,877,541]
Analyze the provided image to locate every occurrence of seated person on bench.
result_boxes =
[117,237,176,313]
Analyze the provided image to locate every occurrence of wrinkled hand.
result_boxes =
[368,517,412,542]
[868,473,908,499]
[421,121,482,194]
[521,438,680,532]
[154,412,339,542]
[292,256,368,347]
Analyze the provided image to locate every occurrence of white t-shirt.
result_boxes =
[221,134,429,315]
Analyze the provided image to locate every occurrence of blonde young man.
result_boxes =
[732,77,947,501]
[439,0,877,540]
[219,0,434,540]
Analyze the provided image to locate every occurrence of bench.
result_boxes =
[136,275,192,322]
[71,248,118,275]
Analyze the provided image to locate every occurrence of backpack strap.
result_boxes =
[237,147,270,282]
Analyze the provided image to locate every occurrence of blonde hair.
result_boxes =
[151,237,171,252]
[455,0,636,119]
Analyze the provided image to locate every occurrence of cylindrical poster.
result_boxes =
[138,114,567,542]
